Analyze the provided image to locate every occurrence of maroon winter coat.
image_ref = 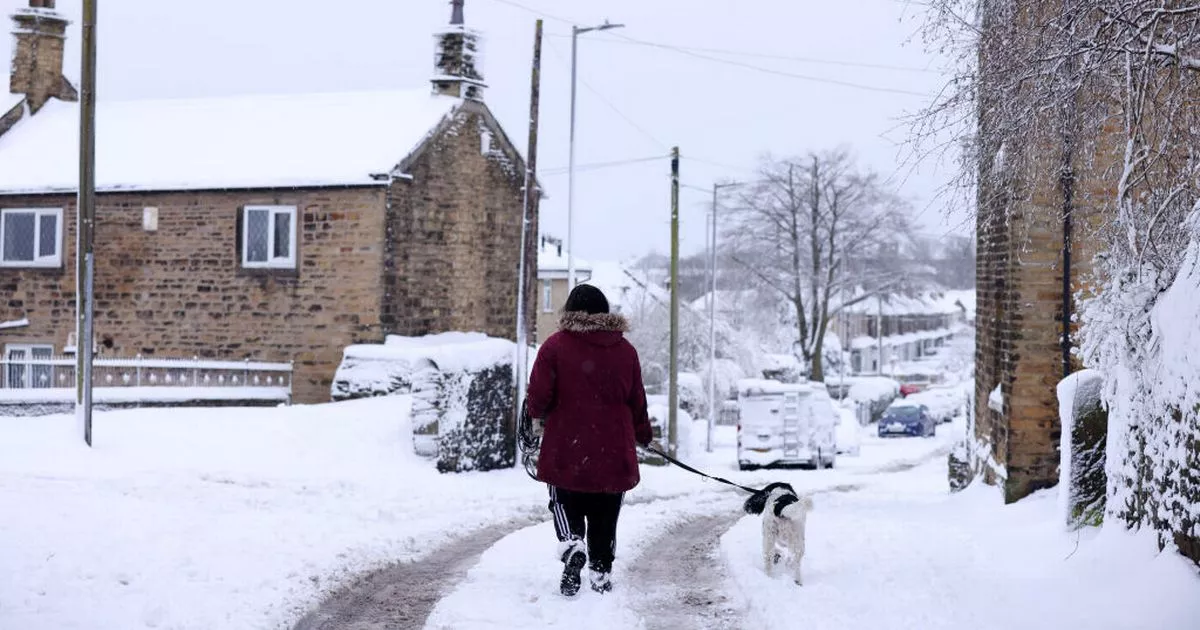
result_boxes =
[526,311,653,494]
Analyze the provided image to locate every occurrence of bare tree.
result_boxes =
[726,150,917,381]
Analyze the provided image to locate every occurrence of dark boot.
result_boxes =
[560,547,587,597]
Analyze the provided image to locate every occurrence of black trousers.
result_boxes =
[547,485,625,573]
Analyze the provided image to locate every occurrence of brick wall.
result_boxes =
[0,187,389,403]
[384,104,529,343]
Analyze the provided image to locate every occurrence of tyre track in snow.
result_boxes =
[626,513,746,630]
[625,483,865,630]
[289,490,735,630]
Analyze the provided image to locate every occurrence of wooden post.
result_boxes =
[76,0,98,447]
[514,19,543,448]
[668,147,680,457]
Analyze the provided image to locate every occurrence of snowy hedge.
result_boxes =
[1080,207,1200,564]
[332,333,517,473]
[846,376,900,424]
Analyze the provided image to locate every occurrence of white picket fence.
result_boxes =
[0,355,293,404]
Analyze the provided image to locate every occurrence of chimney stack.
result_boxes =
[9,0,78,114]
[431,0,487,100]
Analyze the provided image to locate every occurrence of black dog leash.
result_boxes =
[644,446,762,494]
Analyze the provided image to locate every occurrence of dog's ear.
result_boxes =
[760,482,795,496]
[772,494,800,517]
[743,491,769,515]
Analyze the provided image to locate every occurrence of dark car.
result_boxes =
[877,404,937,438]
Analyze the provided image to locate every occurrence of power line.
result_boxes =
[549,35,939,74]
[606,32,933,98]
[542,37,669,151]
[541,155,667,176]
[483,0,578,25]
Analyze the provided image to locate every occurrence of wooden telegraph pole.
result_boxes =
[514,19,542,434]
[668,147,680,457]
[77,0,98,447]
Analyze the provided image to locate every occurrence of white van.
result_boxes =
[735,379,838,471]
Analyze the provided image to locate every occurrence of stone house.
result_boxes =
[534,235,591,344]
[0,0,538,403]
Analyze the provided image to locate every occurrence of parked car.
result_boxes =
[877,402,937,438]
[904,385,967,424]
[736,379,837,470]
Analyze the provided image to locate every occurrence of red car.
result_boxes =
[899,380,931,397]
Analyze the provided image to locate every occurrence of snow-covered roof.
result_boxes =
[2,94,23,116]
[0,90,461,194]
[838,290,976,317]
[537,241,592,275]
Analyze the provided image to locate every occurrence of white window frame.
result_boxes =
[242,205,297,269]
[0,207,63,268]
[541,280,554,313]
[4,343,55,389]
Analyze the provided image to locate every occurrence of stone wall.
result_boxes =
[384,104,529,343]
[0,187,389,403]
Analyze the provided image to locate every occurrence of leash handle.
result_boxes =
[644,446,761,494]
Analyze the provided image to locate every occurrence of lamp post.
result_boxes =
[706,181,740,452]
[567,20,624,289]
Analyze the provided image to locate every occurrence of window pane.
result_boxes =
[246,210,269,263]
[31,347,52,388]
[2,212,35,262]
[38,214,57,258]
[273,212,291,259]
[5,349,27,389]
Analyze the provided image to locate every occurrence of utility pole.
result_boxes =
[567,20,624,290]
[76,0,98,447]
[668,147,680,458]
[706,181,739,452]
[515,19,542,423]
[877,294,884,376]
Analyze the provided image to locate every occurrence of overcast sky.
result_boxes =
[1,0,968,262]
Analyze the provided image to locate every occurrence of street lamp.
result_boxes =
[567,20,624,290]
[707,181,740,453]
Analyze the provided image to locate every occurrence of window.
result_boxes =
[4,344,54,389]
[542,280,554,313]
[242,205,297,269]
[0,208,62,267]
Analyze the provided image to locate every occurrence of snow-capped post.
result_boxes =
[514,19,542,436]
[667,146,680,457]
[75,0,98,447]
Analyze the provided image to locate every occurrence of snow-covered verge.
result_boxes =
[1080,205,1200,560]
[720,458,1200,630]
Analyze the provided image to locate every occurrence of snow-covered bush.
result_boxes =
[1080,205,1200,563]
[332,333,517,473]
[1057,370,1107,530]
[846,376,900,424]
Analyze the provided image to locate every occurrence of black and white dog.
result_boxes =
[743,482,814,585]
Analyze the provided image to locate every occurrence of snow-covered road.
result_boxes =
[2,399,1197,630]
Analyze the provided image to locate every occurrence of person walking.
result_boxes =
[525,284,659,596]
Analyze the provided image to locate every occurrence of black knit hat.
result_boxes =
[563,284,610,315]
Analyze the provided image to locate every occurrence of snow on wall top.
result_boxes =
[2,94,24,116]
[344,332,513,374]
[0,90,461,194]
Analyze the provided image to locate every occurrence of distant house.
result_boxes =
[830,290,974,375]
[0,0,538,403]
[535,236,591,344]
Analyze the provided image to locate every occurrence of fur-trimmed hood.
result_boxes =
[558,311,630,334]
